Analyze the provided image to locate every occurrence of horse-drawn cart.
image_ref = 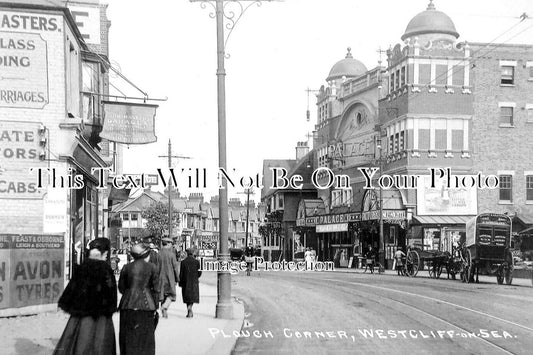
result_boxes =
[401,248,460,279]
[460,213,514,284]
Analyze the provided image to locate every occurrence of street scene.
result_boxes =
[1,0,533,354]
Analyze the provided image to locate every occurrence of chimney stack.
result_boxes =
[295,141,309,161]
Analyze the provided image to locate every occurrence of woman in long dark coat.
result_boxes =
[179,248,202,318]
[159,237,180,318]
[54,238,117,355]
[118,243,160,355]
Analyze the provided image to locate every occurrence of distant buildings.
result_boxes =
[110,189,262,257]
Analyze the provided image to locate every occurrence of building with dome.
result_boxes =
[378,0,533,260]
[262,0,533,267]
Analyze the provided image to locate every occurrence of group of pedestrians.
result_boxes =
[53,237,202,355]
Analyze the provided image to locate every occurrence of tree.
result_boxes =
[142,201,180,240]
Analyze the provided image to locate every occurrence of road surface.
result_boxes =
[203,268,533,354]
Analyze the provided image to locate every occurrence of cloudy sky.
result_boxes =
[105,0,533,202]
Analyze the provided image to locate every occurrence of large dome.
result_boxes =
[401,1,459,41]
[326,48,367,82]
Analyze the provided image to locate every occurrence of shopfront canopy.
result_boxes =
[411,215,475,225]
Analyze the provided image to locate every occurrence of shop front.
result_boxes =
[360,189,407,269]
[410,175,478,254]
[294,199,325,261]
[313,212,361,267]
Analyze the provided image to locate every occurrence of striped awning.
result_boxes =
[412,215,475,225]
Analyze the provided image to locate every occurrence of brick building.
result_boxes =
[0,0,123,316]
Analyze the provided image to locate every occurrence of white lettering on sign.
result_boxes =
[0,121,45,199]
[0,30,49,108]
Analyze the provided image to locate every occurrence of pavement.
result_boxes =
[0,282,245,355]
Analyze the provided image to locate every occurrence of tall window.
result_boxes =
[499,175,513,202]
[390,72,395,92]
[527,176,533,201]
[501,66,514,85]
[400,66,406,87]
[500,107,514,126]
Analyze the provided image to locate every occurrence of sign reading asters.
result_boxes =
[0,234,64,310]
[0,12,55,109]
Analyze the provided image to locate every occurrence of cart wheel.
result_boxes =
[406,250,420,277]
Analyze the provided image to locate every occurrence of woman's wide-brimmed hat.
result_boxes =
[130,243,150,259]
[88,238,110,252]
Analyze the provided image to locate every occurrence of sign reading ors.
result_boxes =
[0,12,55,108]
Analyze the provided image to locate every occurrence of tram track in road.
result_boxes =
[307,276,531,354]
[321,278,533,334]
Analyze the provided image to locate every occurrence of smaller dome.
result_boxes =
[401,0,459,41]
[327,48,367,82]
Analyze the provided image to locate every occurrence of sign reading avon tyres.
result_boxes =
[100,101,158,144]
[0,234,64,310]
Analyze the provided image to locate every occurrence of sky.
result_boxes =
[104,0,533,202]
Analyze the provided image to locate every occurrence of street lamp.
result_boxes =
[190,0,274,319]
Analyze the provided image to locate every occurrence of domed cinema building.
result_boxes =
[293,47,391,268]
[292,0,533,269]
[378,0,533,259]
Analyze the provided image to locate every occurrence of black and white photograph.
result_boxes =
[1,0,533,354]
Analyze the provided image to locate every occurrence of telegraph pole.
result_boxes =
[238,188,254,248]
[158,139,190,244]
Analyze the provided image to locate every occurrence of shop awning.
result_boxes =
[412,215,475,225]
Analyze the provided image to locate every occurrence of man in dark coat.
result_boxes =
[179,248,202,318]
[159,237,180,318]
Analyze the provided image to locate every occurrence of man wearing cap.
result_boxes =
[158,236,180,318]
[179,248,202,318]
[144,236,161,275]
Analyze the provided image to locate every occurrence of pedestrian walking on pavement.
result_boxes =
[118,242,160,355]
[159,237,180,318]
[144,236,161,275]
[179,248,202,318]
[54,238,117,355]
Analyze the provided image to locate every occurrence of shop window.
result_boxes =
[500,66,514,85]
[499,175,513,202]
[526,175,533,201]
